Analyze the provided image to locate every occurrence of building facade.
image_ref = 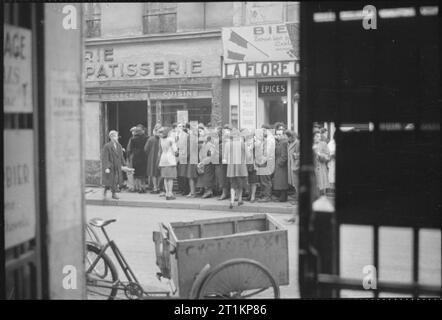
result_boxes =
[84,2,299,185]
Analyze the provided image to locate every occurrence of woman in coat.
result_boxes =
[175,123,189,195]
[102,130,125,200]
[144,123,162,194]
[223,128,248,209]
[327,131,336,191]
[127,126,148,193]
[245,129,259,203]
[183,123,199,197]
[196,125,216,198]
[313,131,330,196]
[272,124,289,202]
[158,127,178,200]
[215,125,230,200]
[286,130,300,197]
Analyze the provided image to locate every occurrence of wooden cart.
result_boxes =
[153,213,289,299]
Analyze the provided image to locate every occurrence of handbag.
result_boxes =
[197,164,205,175]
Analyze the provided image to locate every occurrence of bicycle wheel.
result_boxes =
[196,258,280,299]
[85,243,118,300]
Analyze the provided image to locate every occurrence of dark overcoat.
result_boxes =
[127,133,148,178]
[272,138,289,190]
[144,135,161,177]
[101,141,124,188]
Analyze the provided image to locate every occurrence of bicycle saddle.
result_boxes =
[89,218,116,228]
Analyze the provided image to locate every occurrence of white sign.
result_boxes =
[222,23,298,64]
[240,80,256,130]
[223,60,299,79]
[177,110,188,124]
[4,24,33,113]
[4,130,36,249]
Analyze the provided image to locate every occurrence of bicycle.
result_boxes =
[85,218,170,300]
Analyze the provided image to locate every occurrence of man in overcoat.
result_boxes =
[102,130,125,199]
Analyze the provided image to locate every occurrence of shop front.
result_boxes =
[222,23,300,131]
[84,36,223,184]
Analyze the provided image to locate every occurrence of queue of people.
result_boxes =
[101,121,335,206]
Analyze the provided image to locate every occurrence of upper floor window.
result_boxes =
[84,3,101,38]
[143,2,177,34]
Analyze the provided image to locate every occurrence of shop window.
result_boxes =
[84,3,101,38]
[143,3,177,34]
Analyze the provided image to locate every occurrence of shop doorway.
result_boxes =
[107,101,147,150]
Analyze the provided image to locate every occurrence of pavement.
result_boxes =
[85,187,297,215]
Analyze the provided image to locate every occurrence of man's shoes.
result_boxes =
[258,197,271,203]
[218,194,228,200]
[150,190,160,194]
[166,196,176,200]
[103,188,108,198]
[111,193,119,200]
[186,193,196,198]
[238,201,244,206]
[229,203,234,209]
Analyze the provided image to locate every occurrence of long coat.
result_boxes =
[223,137,248,178]
[313,141,330,191]
[272,138,289,190]
[287,139,300,189]
[127,133,147,178]
[144,135,161,177]
[197,139,216,189]
[101,141,124,188]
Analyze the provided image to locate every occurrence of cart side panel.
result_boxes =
[237,218,267,233]
[202,222,235,238]
[176,230,289,299]
[173,225,200,240]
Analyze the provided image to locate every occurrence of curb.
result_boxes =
[86,199,294,214]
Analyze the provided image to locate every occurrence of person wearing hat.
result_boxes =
[102,130,125,200]
[127,126,148,193]
[273,123,289,202]
[144,123,162,194]
[256,124,275,202]
[125,126,138,192]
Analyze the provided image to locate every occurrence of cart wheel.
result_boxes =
[196,258,280,299]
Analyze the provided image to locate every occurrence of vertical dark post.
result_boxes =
[298,1,316,298]
[34,2,49,299]
[312,210,339,298]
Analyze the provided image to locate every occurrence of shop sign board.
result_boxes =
[4,24,33,113]
[4,130,37,249]
[258,81,288,96]
[223,60,299,79]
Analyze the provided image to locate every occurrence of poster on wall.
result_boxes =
[222,23,298,64]
[239,80,256,130]
[4,24,33,113]
[177,110,188,124]
[4,130,37,249]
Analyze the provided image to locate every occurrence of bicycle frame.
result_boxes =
[86,223,170,299]
[87,226,140,285]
